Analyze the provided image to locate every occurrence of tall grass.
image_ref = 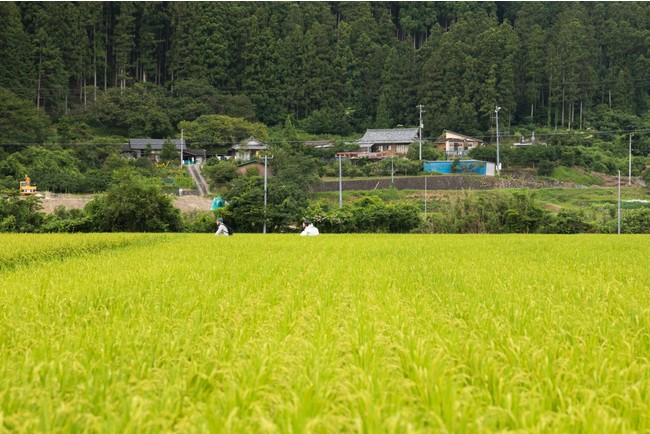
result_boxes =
[1,234,649,432]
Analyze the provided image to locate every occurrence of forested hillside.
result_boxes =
[1,1,649,142]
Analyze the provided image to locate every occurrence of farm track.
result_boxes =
[186,164,210,196]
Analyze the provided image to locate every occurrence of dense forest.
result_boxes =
[1,2,650,235]
[1,1,649,142]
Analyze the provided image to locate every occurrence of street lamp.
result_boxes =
[495,106,501,175]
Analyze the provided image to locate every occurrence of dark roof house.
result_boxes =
[337,128,419,159]
[124,138,206,161]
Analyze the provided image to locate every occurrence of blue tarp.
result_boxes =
[423,160,488,175]
[211,196,225,211]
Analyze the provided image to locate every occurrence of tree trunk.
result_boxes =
[104,13,109,91]
[609,90,612,109]
[547,71,552,127]
[579,100,583,130]
[561,78,564,128]
[36,54,42,108]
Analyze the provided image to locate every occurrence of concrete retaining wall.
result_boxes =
[312,175,561,192]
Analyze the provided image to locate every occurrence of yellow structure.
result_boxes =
[19,175,37,195]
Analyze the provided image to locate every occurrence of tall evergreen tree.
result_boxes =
[0,2,34,100]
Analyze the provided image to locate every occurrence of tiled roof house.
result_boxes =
[231,136,270,160]
[123,138,206,162]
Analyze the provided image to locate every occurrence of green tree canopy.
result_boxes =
[0,89,50,147]
[178,114,269,146]
[85,167,181,232]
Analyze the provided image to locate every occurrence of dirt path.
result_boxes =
[39,193,213,214]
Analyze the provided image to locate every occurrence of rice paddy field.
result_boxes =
[1,233,649,433]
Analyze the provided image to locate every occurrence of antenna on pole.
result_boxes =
[417,104,425,161]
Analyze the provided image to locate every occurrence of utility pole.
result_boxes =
[180,129,184,166]
[263,154,273,234]
[338,154,343,208]
[417,104,425,160]
[629,133,634,185]
[618,170,621,235]
[424,176,427,216]
[495,106,501,175]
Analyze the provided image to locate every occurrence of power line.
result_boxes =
[1,128,647,148]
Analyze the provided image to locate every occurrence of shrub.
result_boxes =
[538,160,554,176]
[621,209,650,234]
[306,196,421,233]
[182,211,216,233]
[542,209,594,234]
[85,168,182,232]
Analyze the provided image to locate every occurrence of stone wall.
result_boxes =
[312,175,562,192]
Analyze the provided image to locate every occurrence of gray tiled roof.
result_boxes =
[128,138,183,150]
[126,138,205,157]
[355,128,419,145]
[231,136,270,150]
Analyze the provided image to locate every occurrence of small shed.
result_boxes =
[236,160,272,177]
[423,160,495,176]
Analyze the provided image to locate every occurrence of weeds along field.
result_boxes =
[1,234,649,433]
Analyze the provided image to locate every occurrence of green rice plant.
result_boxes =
[0,234,169,271]
[0,234,649,432]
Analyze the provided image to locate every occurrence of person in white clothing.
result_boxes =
[300,220,319,236]
[215,218,230,236]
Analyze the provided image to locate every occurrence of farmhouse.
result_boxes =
[337,128,420,159]
[434,130,483,159]
[123,138,206,163]
[231,136,270,160]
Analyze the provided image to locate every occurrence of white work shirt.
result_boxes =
[300,224,319,236]
[215,224,230,236]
